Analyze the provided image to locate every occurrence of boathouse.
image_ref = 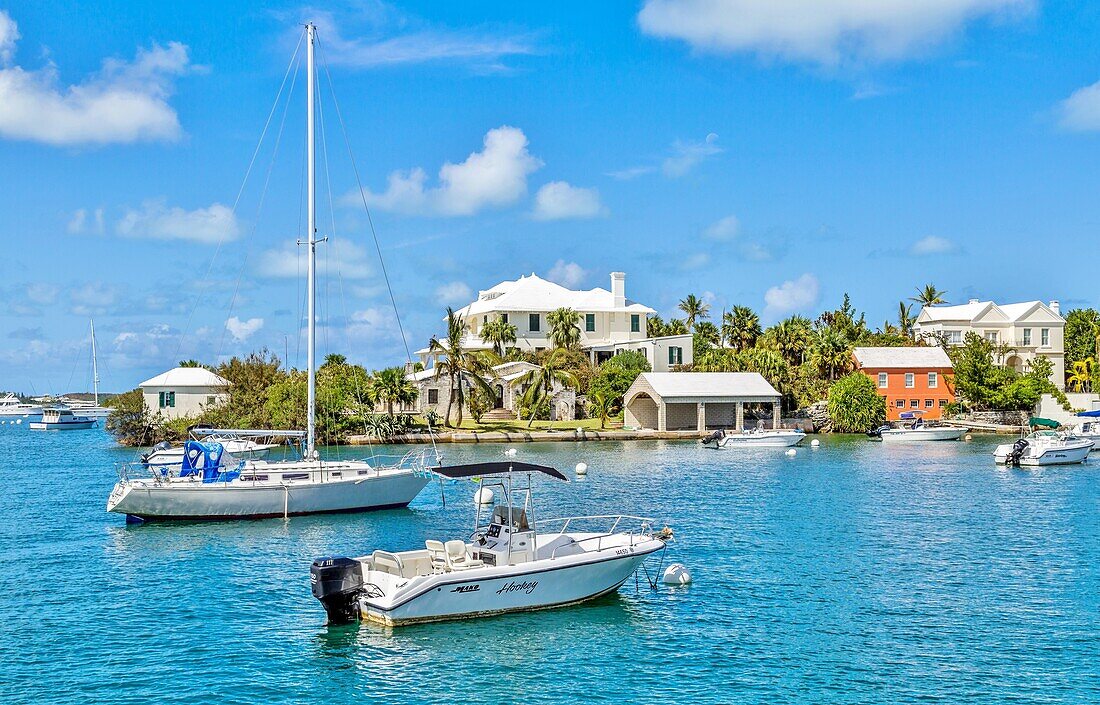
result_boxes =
[623,372,782,432]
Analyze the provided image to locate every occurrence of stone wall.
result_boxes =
[947,410,1028,427]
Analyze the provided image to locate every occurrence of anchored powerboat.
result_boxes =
[1067,409,1100,441]
[311,461,671,626]
[701,427,806,448]
[0,393,42,421]
[868,411,966,442]
[994,430,1094,466]
[142,428,287,468]
[29,408,96,430]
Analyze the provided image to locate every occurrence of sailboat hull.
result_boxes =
[107,471,430,522]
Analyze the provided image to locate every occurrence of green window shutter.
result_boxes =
[631,314,640,332]
[585,313,595,332]
[158,391,165,408]
[529,313,539,332]
[668,347,674,364]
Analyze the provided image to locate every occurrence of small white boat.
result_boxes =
[142,428,284,467]
[994,430,1094,466]
[29,408,96,430]
[701,427,806,448]
[311,461,671,626]
[1068,412,1100,441]
[869,411,966,442]
[0,393,43,421]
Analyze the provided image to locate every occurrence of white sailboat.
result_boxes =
[107,24,433,522]
[311,461,670,626]
[58,321,111,420]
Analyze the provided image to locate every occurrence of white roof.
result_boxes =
[853,347,952,369]
[919,300,1062,324]
[453,273,654,318]
[140,367,230,388]
[636,372,780,400]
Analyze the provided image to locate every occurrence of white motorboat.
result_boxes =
[869,411,966,442]
[106,25,433,523]
[0,393,42,421]
[994,430,1094,466]
[1067,411,1100,440]
[29,408,96,430]
[701,427,806,448]
[141,428,286,467]
[311,461,671,626]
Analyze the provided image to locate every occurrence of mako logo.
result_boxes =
[496,580,538,595]
[451,584,480,593]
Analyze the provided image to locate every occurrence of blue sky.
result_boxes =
[2,0,1100,393]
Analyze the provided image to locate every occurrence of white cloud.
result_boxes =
[532,181,606,220]
[26,283,58,306]
[225,316,264,342]
[637,0,1031,66]
[310,10,537,71]
[662,133,722,177]
[681,252,711,270]
[911,235,957,255]
[344,307,400,343]
[435,281,472,305]
[0,11,18,66]
[763,273,820,319]
[358,126,543,216]
[115,199,239,244]
[68,207,106,234]
[257,237,373,280]
[704,214,740,240]
[70,282,121,316]
[546,260,588,288]
[606,166,655,180]
[741,242,773,261]
[1058,80,1100,132]
[0,12,192,145]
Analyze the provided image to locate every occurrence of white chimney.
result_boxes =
[611,272,626,308]
[1050,300,1061,316]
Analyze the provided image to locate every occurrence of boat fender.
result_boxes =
[662,563,692,585]
[810,439,820,448]
[310,557,364,624]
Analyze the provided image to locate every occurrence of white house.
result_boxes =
[140,366,230,420]
[403,361,576,422]
[914,299,1065,388]
[416,272,692,371]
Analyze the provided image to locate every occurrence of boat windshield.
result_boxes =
[490,505,529,531]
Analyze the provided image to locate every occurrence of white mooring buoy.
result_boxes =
[785,448,797,457]
[662,563,693,585]
[575,462,588,476]
[810,439,820,448]
[474,487,494,506]
[965,434,973,442]
[504,447,518,458]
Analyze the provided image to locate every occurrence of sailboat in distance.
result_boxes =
[107,23,434,522]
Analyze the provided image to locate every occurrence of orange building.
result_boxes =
[853,347,956,421]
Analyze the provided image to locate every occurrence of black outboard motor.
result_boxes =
[310,557,364,624]
[1005,438,1029,467]
[867,424,890,438]
[700,429,725,447]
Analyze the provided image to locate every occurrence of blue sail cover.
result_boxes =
[180,440,225,478]
[1076,409,1100,417]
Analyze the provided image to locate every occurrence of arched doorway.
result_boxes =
[1005,355,1024,374]
[494,384,504,409]
[625,392,659,430]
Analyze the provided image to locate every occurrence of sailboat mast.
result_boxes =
[306,22,317,459]
[90,320,99,406]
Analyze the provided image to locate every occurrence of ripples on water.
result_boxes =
[0,429,1097,704]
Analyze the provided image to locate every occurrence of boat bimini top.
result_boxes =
[434,461,569,482]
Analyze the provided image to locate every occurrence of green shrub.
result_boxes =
[827,372,886,433]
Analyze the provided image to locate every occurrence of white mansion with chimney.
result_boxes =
[409,272,694,419]
[914,299,1066,389]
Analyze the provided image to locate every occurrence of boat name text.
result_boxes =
[496,580,538,595]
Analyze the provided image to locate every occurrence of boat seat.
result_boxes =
[444,540,483,570]
[425,540,447,570]
[370,550,404,576]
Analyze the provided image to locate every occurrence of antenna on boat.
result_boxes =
[305,21,319,460]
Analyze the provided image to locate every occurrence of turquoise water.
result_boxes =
[2,428,1098,704]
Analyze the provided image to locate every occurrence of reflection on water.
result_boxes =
[1,428,1098,704]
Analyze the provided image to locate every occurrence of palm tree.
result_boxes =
[372,367,419,417]
[911,284,947,308]
[664,318,689,336]
[586,389,614,429]
[678,294,711,332]
[479,317,517,357]
[1068,358,1095,392]
[547,307,582,348]
[763,315,814,365]
[646,315,666,338]
[513,348,579,428]
[897,302,915,338]
[722,306,762,351]
[429,307,495,427]
[693,321,721,347]
[811,328,852,381]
